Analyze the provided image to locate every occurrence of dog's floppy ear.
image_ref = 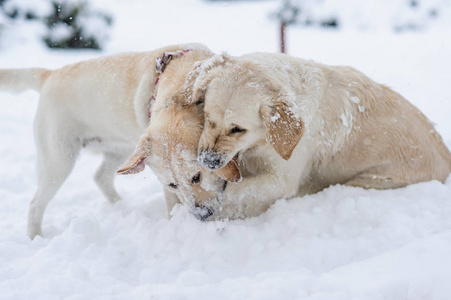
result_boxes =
[215,157,241,183]
[117,134,152,175]
[260,97,304,160]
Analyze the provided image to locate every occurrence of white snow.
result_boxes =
[46,22,73,43]
[2,0,52,19]
[289,0,451,32]
[340,113,349,127]
[77,12,111,45]
[270,112,281,122]
[346,91,360,104]
[1,0,451,299]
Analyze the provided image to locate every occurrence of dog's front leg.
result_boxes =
[94,152,131,203]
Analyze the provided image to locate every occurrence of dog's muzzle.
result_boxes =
[193,205,215,221]
[198,150,225,170]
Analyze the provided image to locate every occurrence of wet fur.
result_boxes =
[191,52,451,219]
[118,49,232,216]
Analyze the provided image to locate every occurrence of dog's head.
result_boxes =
[185,54,305,172]
[117,51,241,220]
[117,103,223,219]
[118,103,241,219]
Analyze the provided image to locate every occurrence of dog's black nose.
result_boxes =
[198,151,223,170]
[194,205,214,221]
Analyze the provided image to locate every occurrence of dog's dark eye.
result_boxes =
[195,95,205,106]
[168,183,178,189]
[191,172,202,184]
[230,126,246,134]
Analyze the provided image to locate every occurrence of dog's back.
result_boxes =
[1,43,214,239]
[310,64,451,189]
[237,53,451,189]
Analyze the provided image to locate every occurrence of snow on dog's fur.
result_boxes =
[0,43,212,238]
[181,52,451,219]
[118,50,241,220]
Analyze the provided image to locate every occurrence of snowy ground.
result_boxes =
[1,0,451,299]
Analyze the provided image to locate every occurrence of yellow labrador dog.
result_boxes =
[0,43,211,238]
[182,52,451,219]
[117,54,240,220]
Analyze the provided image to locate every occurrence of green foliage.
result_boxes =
[0,0,112,50]
[44,1,112,50]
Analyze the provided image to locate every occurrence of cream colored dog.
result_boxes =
[183,52,451,219]
[0,43,211,238]
[117,54,240,220]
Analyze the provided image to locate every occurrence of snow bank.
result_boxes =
[1,0,451,299]
[1,142,451,299]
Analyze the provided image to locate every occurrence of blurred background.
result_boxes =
[1,0,450,53]
[0,0,450,134]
